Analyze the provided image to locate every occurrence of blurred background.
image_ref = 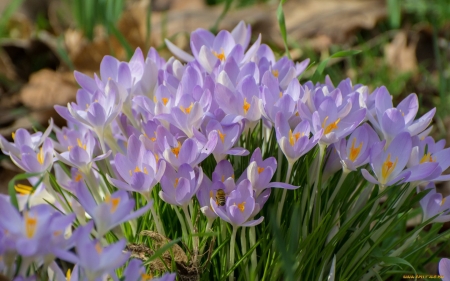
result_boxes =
[0,0,449,198]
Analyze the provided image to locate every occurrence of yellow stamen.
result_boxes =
[37,147,44,165]
[15,184,33,195]
[171,141,181,158]
[141,273,153,280]
[295,112,299,117]
[272,70,279,78]
[243,98,251,114]
[53,230,62,236]
[288,130,303,146]
[134,166,142,173]
[349,138,363,162]
[105,195,120,213]
[63,135,68,140]
[24,212,37,238]
[95,242,103,254]
[174,178,179,188]
[236,202,246,212]
[76,139,87,150]
[218,130,226,143]
[75,173,83,182]
[153,96,157,103]
[180,103,194,114]
[221,175,225,182]
[420,152,435,164]
[381,153,398,181]
[279,92,283,98]
[11,132,15,140]
[154,153,159,162]
[322,116,341,135]
[257,167,265,174]
[213,50,226,61]
[441,197,447,206]
[162,97,169,106]
[66,269,71,281]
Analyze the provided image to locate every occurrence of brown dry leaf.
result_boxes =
[19,69,78,110]
[384,31,418,73]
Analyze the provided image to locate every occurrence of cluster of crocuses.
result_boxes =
[1,20,450,279]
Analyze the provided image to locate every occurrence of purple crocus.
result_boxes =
[159,128,218,170]
[205,119,248,162]
[159,163,203,207]
[238,148,297,197]
[408,136,450,182]
[419,183,450,223]
[0,197,77,263]
[311,97,366,145]
[75,183,152,237]
[335,123,381,171]
[123,259,176,281]
[361,132,438,187]
[107,135,165,196]
[210,179,263,227]
[0,120,53,158]
[439,258,450,281]
[196,175,218,220]
[368,88,436,143]
[165,21,260,70]
[275,112,322,165]
[74,223,130,281]
[9,138,54,174]
[55,130,110,173]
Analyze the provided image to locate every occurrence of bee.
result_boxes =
[216,189,226,206]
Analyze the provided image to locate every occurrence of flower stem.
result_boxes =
[182,205,199,263]
[240,226,250,279]
[326,168,350,210]
[174,206,188,244]
[150,202,166,236]
[275,147,283,182]
[311,144,326,227]
[249,226,258,281]
[228,226,238,281]
[276,162,293,223]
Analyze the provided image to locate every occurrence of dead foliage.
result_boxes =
[126,230,201,281]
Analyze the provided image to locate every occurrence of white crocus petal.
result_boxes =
[164,39,195,62]
[198,45,217,73]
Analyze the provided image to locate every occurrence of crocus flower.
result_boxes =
[335,123,381,171]
[275,112,322,165]
[205,119,248,162]
[107,135,165,196]
[159,128,218,170]
[361,132,438,187]
[311,97,366,145]
[123,259,176,281]
[75,183,152,237]
[0,120,53,158]
[74,223,130,281]
[238,148,297,197]
[408,136,450,182]
[55,131,110,174]
[368,88,436,143]
[159,163,203,207]
[419,183,450,223]
[439,258,450,281]
[165,21,260,71]
[10,139,53,175]
[210,179,264,227]
[0,197,76,263]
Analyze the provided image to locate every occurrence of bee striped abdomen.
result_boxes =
[216,189,226,206]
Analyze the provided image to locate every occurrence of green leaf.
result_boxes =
[108,22,133,59]
[378,257,417,280]
[0,0,25,37]
[8,172,42,210]
[222,239,261,279]
[277,0,290,59]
